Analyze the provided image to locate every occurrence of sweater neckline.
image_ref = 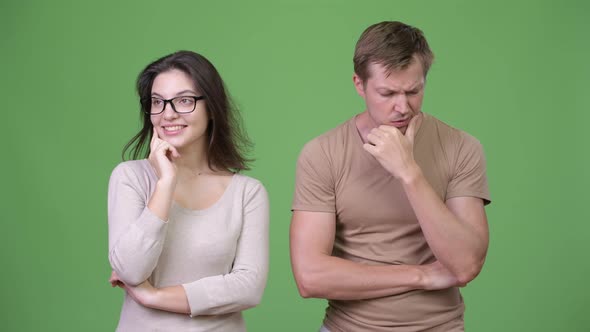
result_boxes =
[171,174,240,216]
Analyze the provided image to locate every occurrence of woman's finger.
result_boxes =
[152,126,160,140]
[156,141,180,160]
[150,127,158,150]
[109,271,120,287]
[167,145,181,159]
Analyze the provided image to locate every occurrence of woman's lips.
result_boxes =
[162,125,187,135]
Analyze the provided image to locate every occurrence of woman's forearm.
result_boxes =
[147,285,190,315]
[147,179,175,221]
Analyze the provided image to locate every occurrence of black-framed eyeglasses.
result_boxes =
[147,96,206,115]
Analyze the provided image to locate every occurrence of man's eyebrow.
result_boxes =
[377,83,423,91]
[376,86,397,91]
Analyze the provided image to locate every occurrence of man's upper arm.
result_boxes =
[290,137,338,290]
[291,211,336,255]
[445,132,491,246]
[446,197,489,246]
[290,211,336,284]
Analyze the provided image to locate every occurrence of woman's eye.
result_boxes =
[178,97,195,106]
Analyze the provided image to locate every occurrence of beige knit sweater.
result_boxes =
[108,160,269,331]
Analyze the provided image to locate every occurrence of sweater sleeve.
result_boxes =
[107,162,169,286]
[182,180,270,316]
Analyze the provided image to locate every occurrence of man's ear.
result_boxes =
[353,73,366,98]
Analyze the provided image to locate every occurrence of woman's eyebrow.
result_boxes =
[151,90,199,98]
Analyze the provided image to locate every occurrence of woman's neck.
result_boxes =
[174,143,212,178]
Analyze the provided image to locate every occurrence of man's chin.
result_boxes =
[385,123,408,134]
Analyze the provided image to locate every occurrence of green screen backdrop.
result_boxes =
[2,0,589,331]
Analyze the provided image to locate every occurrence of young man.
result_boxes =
[290,21,491,332]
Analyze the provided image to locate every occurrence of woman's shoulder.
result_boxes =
[233,173,263,185]
[232,173,267,196]
[109,159,155,184]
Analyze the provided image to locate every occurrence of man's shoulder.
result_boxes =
[424,113,482,147]
[300,117,354,154]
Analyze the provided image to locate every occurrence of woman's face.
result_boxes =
[150,69,209,153]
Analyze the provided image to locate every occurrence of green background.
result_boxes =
[2,0,589,331]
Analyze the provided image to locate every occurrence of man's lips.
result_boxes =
[389,119,409,127]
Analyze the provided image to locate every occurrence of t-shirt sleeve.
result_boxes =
[446,133,491,205]
[292,138,336,213]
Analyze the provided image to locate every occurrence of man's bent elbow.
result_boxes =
[294,272,323,299]
[456,259,485,285]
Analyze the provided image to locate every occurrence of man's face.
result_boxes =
[354,60,425,134]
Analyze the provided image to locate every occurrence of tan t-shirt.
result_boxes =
[292,113,490,332]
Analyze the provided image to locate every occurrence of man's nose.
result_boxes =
[392,94,409,114]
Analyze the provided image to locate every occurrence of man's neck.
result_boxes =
[354,111,374,144]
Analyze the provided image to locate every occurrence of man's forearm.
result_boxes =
[401,167,488,283]
[294,255,433,300]
[290,210,461,301]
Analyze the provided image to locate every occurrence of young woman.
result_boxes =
[107,51,269,331]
